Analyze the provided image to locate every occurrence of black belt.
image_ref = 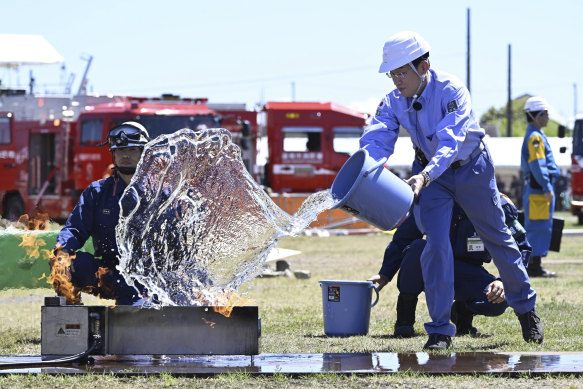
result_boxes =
[414,147,430,167]
[414,143,485,170]
[528,175,553,190]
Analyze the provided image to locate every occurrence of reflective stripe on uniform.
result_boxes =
[528,133,545,163]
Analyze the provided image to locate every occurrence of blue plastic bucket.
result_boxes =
[319,280,379,336]
[331,149,414,230]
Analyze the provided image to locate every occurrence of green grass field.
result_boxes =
[1,232,582,388]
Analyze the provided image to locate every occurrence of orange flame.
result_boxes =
[16,213,50,231]
[212,289,254,318]
[14,213,82,304]
[202,317,216,328]
[48,250,81,305]
[95,267,116,300]
[18,233,47,259]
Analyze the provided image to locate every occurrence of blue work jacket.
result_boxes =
[360,68,485,182]
[521,124,560,193]
[56,174,127,261]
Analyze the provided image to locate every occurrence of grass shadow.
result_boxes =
[16,338,41,345]
[369,334,424,339]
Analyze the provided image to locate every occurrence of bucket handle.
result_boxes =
[371,286,380,308]
[363,157,388,178]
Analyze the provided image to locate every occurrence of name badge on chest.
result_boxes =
[467,235,484,252]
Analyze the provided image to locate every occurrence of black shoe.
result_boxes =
[455,324,480,337]
[394,325,415,338]
[527,266,557,278]
[423,334,452,351]
[451,301,480,337]
[528,256,557,278]
[393,293,418,338]
[516,308,544,343]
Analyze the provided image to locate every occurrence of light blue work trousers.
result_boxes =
[413,147,536,336]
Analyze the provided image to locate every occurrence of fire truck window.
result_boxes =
[137,115,217,139]
[333,126,363,154]
[282,127,322,152]
[81,119,103,146]
[0,118,10,144]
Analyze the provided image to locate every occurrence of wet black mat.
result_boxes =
[1,352,582,376]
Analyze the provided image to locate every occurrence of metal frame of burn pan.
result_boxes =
[41,297,259,359]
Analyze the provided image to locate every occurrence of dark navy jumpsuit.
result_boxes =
[379,197,531,318]
[55,173,142,304]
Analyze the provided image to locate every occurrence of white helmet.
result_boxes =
[378,31,431,73]
[524,96,550,113]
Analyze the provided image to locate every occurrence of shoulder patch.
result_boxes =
[532,139,540,148]
[375,100,385,116]
[528,134,545,162]
[446,100,458,113]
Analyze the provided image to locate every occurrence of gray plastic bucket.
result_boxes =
[331,148,414,230]
[319,280,379,336]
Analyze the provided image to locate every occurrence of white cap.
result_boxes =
[378,31,431,73]
[524,96,551,112]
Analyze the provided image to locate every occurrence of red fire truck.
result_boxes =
[212,101,367,193]
[0,93,228,221]
[561,118,583,224]
[0,90,367,222]
[0,92,105,220]
[72,95,222,190]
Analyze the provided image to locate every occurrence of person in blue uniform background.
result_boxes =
[51,122,150,305]
[360,30,542,350]
[368,193,531,338]
[521,96,560,278]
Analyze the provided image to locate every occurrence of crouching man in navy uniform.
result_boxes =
[51,122,150,305]
[369,193,531,338]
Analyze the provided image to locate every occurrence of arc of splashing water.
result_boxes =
[115,128,335,306]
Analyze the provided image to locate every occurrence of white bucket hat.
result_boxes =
[378,31,431,73]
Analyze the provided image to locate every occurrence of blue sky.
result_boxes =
[2,0,582,124]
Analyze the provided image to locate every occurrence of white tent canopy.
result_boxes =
[387,136,572,175]
[0,34,64,69]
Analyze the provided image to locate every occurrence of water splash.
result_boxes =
[116,128,335,306]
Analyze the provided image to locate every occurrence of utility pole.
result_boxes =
[507,44,512,137]
[466,8,471,93]
[575,83,578,118]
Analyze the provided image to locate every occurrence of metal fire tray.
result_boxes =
[41,297,259,358]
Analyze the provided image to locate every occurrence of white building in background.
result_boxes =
[387,136,572,179]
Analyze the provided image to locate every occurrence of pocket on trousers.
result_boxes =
[528,194,550,220]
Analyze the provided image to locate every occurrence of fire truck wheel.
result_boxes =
[578,214,583,226]
[4,196,24,222]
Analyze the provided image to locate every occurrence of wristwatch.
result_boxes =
[421,171,431,188]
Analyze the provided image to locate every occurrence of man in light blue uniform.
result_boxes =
[521,96,560,277]
[360,31,543,350]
